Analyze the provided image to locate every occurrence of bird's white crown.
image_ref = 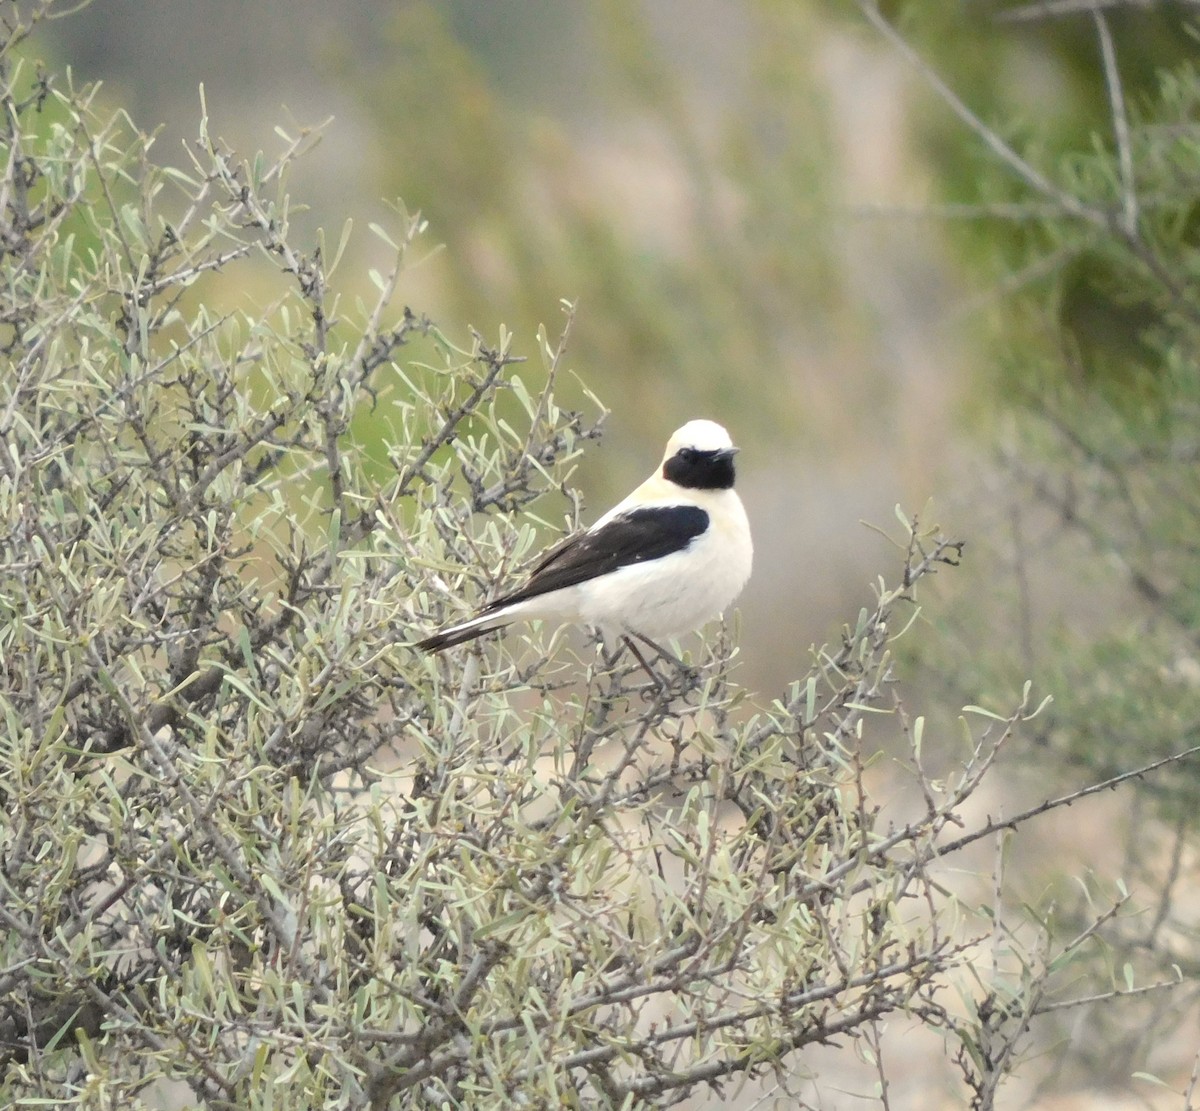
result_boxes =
[662,419,735,460]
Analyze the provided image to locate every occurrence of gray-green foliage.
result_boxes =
[872,4,1200,1083]
[0,5,1189,1108]
[890,7,1200,820]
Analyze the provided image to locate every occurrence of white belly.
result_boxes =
[573,517,752,640]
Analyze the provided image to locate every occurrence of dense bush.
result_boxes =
[0,3,1195,1107]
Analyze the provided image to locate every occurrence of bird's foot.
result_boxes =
[621,633,699,701]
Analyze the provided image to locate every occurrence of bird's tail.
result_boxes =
[415,610,511,652]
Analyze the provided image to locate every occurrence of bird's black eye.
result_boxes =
[679,447,699,462]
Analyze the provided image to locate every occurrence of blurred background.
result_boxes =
[48,0,975,693]
[33,1,1200,1106]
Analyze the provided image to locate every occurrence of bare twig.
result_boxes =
[1092,7,1139,236]
[857,1,1107,228]
[934,745,1200,858]
[997,0,1182,23]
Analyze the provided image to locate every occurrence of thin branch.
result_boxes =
[934,745,1200,858]
[857,1,1107,228]
[1092,7,1138,237]
[1032,973,1186,1016]
[997,0,1191,23]
[1185,1044,1200,1111]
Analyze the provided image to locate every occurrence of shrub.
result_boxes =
[0,5,1192,1107]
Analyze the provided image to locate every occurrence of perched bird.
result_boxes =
[417,419,753,654]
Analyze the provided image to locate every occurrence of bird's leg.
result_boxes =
[622,632,705,704]
[629,631,695,675]
[620,634,666,692]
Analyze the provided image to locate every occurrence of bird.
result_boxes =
[417,419,753,657]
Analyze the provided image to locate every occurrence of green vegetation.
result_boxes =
[2,2,1198,1107]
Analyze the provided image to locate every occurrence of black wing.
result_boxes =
[483,504,709,612]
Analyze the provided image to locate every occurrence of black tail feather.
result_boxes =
[416,619,507,653]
